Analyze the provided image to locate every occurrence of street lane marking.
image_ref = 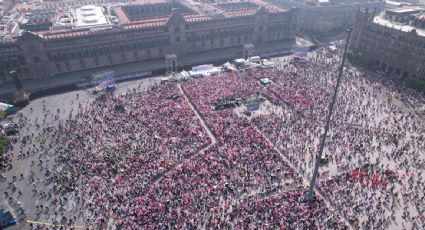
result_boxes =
[27,220,86,228]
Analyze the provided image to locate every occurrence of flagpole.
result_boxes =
[305,28,352,201]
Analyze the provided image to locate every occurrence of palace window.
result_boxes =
[18,56,26,65]
[11,59,18,67]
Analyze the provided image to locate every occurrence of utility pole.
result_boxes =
[306,28,352,201]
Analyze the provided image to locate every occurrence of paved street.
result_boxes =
[0,77,161,229]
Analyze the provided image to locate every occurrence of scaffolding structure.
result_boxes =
[243,43,254,60]
[165,54,178,75]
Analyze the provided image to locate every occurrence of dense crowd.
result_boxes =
[57,83,212,227]
[250,44,425,229]
[1,42,424,229]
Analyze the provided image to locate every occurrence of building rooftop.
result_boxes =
[386,6,423,13]
[278,0,383,7]
[374,9,425,37]
[216,2,260,12]
[0,0,289,40]
[121,1,195,21]
[0,35,14,44]
[74,5,110,29]
[19,9,55,31]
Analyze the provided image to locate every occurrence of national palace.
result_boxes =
[0,0,297,83]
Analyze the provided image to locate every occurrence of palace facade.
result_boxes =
[350,7,425,79]
[0,0,297,84]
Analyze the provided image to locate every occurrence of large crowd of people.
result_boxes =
[0,41,424,229]
[250,44,425,229]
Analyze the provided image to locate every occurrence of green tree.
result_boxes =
[404,75,425,93]
[0,136,9,157]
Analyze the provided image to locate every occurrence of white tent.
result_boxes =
[189,64,221,78]
[0,102,15,116]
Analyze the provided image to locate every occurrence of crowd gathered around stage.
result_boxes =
[1,43,424,229]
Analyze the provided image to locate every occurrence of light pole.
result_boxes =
[306,28,352,201]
